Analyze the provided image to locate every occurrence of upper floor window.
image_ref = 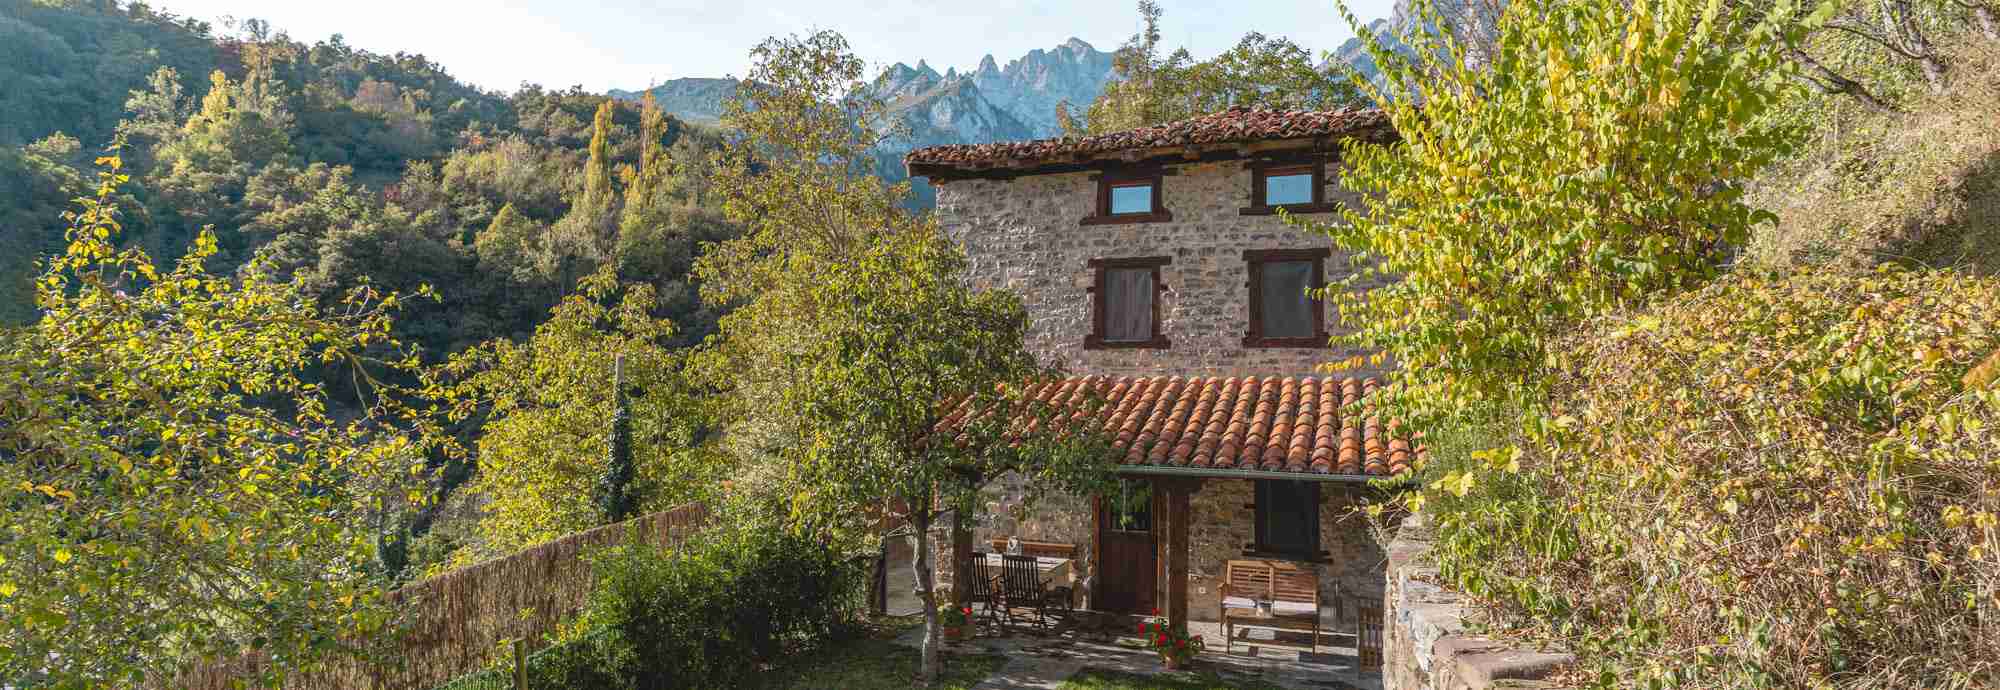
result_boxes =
[1085,256,1171,349]
[1083,170,1173,225]
[1242,160,1339,215]
[1243,248,1331,348]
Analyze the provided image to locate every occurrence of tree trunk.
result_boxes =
[1790,47,1900,115]
[910,511,941,687]
[1884,0,1948,91]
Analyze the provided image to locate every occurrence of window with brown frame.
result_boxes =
[1081,170,1173,225]
[1243,248,1331,348]
[1086,256,1171,349]
[1241,160,1341,216]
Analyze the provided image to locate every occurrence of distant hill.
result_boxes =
[607,77,740,125]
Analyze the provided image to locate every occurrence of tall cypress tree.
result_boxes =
[596,353,637,523]
[580,99,617,217]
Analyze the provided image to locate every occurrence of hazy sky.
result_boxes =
[148,0,1399,94]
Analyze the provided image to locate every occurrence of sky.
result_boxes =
[149,0,1399,94]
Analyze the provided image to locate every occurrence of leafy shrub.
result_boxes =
[1431,268,2000,688]
[1303,0,1808,424]
[577,506,865,689]
[432,629,629,690]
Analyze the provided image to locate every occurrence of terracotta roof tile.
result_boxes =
[905,106,1393,176]
[978,374,1419,478]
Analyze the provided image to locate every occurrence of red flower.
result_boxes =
[1175,638,1185,647]
[962,607,971,615]
[1156,634,1167,645]
[1136,622,1146,633]
[1152,608,1160,616]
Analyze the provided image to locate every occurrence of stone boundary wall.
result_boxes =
[1384,514,1574,690]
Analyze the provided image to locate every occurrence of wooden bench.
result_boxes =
[1219,559,1321,654]
[986,538,1076,560]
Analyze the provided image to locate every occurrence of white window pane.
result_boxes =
[1104,268,1154,342]
[1109,184,1153,215]
[1265,173,1313,206]
[1260,261,1315,339]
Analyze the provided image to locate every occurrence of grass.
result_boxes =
[748,617,1007,690]
[1057,668,1288,690]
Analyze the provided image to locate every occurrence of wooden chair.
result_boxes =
[1353,594,1384,669]
[1218,559,1321,654]
[997,553,1050,632]
[964,555,1003,630]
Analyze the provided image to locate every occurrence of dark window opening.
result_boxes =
[1087,256,1171,349]
[1243,249,1331,348]
[1254,479,1320,559]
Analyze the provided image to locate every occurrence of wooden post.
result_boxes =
[1165,478,1196,636]
[951,510,973,610]
[512,638,527,690]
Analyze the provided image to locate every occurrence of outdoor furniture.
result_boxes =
[1353,594,1384,669]
[987,538,1078,560]
[1219,559,1322,654]
[997,553,1055,631]
[964,554,1004,629]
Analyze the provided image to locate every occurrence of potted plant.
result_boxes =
[940,602,973,642]
[1137,611,1204,670]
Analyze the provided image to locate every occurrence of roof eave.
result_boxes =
[1113,464,1403,484]
[908,128,1399,183]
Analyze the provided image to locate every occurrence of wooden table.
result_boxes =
[982,553,1073,587]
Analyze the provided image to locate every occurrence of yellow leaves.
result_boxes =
[1433,470,1479,498]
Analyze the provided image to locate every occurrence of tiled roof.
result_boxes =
[999,375,1421,478]
[905,106,1392,175]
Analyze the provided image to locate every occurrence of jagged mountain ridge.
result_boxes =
[612,38,1116,145]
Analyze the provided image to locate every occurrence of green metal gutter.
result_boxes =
[1112,464,1392,484]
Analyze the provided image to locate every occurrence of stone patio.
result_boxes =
[892,611,1382,690]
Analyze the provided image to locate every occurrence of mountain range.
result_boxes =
[609,26,1415,204]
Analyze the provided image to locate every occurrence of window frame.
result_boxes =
[1085,256,1172,350]
[1242,248,1332,348]
[1249,479,1324,561]
[1241,159,1341,216]
[1082,169,1173,225]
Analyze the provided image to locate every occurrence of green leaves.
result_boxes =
[1305,0,1807,427]
[1,158,442,686]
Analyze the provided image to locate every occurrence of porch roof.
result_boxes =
[1009,375,1421,481]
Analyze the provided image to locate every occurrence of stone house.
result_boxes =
[904,106,1423,636]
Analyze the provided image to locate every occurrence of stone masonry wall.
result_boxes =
[933,160,1384,379]
[1384,514,1573,690]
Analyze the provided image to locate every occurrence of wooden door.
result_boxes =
[1094,478,1157,614]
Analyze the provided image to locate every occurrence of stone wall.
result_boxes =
[1384,514,1574,690]
[933,160,1384,379]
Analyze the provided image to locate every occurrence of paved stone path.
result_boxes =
[893,618,1383,690]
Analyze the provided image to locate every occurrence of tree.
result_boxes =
[1068,2,1364,136]
[441,267,716,563]
[1294,0,1812,427]
[766,226,1113,687]
[0,158,440,687]
[596,353,639,523]
[695,31,1114,685]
